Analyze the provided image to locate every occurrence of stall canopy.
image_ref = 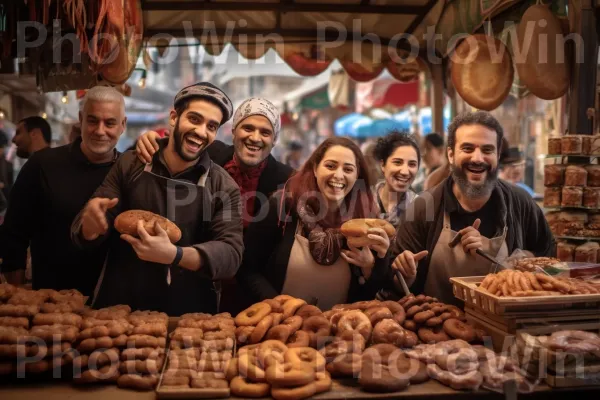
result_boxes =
[141,0,444,81]
[355,78,419,112]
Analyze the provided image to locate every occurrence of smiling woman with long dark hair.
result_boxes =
[237,137,393,310]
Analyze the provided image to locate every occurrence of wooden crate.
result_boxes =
[465,305,600,334]
[451,276,600,315]
[465,308,600,353]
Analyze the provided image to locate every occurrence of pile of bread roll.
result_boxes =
[116,310,168,390]
[0,285,86,376]
[479,270,600,296]
[392,295,485,345]
[544,161,600,208]
[161,312,234,391]
[226,341,332,400]
[235,295,331,349]
[72,305,132,385]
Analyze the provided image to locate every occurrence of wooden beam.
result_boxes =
[404,0,438,36]
[568,0,598,134]
[142,1,425,14]
[144,28,418,53]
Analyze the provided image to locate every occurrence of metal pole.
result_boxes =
[568,0,598,134]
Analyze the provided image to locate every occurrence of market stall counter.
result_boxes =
[0,378,599,400]
[1,278,600,399]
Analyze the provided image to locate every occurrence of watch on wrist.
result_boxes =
[172,246,183,267]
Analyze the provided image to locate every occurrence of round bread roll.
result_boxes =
[515,4,569,100]
[450,34,513,111]
[341,219,395,247]
[115,210,182,243]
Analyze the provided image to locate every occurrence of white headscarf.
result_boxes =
[232,98,281,142]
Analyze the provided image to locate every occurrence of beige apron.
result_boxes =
[281,222,351,310]
[424,212,508,305]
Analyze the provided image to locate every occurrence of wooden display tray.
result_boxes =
[451,276,600,315]
[465,307,600,353]
[546,372,600,388]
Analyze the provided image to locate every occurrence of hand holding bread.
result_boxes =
[340,219,394,257]
[120,220,178,265]
[115,210,181,243]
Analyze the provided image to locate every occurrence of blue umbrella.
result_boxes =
[357,118,409,138]
[419,107,450,135]
[334,113,363,136]
[344,115,373,138]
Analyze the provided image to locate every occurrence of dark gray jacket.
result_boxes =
[71,149,243,314]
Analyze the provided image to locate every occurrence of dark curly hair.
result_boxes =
[373,131,421,167]
[447,111,504,151]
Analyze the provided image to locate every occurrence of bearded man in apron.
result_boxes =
[71,83,244,316]
[391,111,555,305]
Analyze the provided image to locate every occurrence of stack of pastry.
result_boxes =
[510,257,561,272]
[11,289,82,375]
[0,286,88,376]
[407,339,532,392]
[478,270,600,296]
[161,313,234,390]
[116,310,168,391]
[358,344,429,393]
[226,341,332,400]
[394,295,484,345]
[512,330,600,385]
[235,296,332,349]
[73,306,133,385]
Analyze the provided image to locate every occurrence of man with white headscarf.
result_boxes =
[137,98,293,314]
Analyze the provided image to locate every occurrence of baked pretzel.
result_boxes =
[0,316,29,329]
[235,303,272,326]
[0,326,29,344]
[230,375,270,397]
[8,290,48,306]
[33,312,82,328]
[117,374,159,391]
[120,356,165,375]
[0,304,39,318]
[131,323,167,337]
[73,365,121,384]
[0,283,17,302]
[127,335,166,349]
[79,320,133,340]
[30,324,79,343]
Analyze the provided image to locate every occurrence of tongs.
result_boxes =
[449,232,502,272]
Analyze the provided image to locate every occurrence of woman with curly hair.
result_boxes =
[372,131,421,228]
[237,137,393,310]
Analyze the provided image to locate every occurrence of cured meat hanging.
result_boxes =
[91,0,143,84]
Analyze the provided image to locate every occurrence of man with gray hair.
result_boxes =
[1,86,126,295]
[390,111,554,305]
